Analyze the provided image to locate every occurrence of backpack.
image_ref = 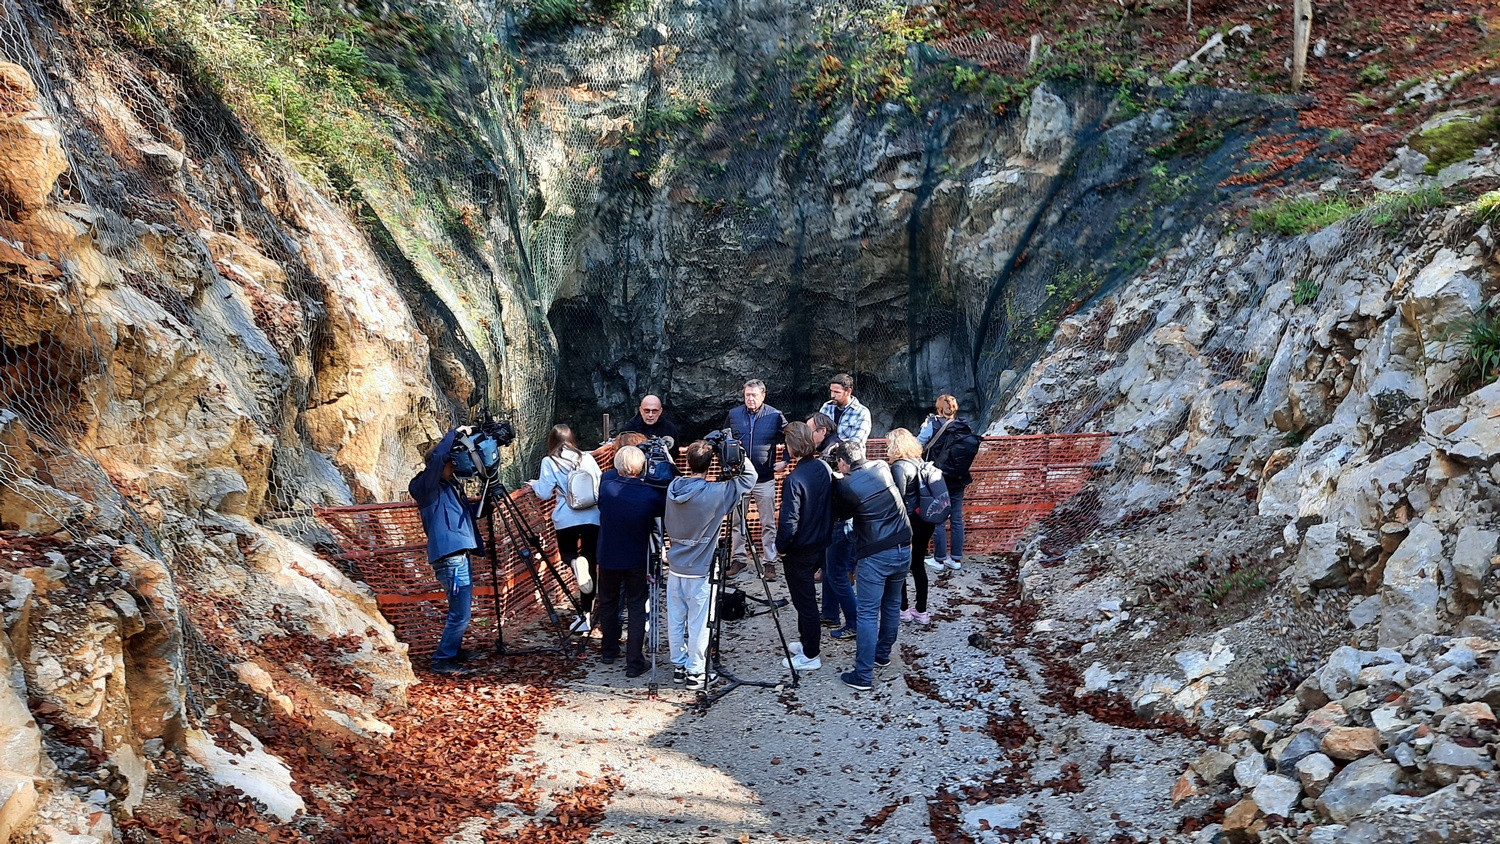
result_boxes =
[914,461,952,525]
[553,450,598,510]
[925,418,981,483]
[718,587,747,621]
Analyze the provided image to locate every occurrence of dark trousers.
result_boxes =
[596,566,649,671]
[901,519,936,612]
[783,549,823,658]
[557,524,600,615]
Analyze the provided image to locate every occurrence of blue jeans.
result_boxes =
[432,553,474,662]
[851,545,910,684]
[821,521,857,627]
[933,486,966,560]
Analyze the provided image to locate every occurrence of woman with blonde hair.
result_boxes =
[528,424,602,634]
[918,394,970,573]
[886,428,935,624]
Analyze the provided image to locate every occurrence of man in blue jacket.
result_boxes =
[724,379,787,580]
[595,446,668,678]
[409,426,489,674]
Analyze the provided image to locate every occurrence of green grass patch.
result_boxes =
[1410,110,1500,175]
[1292,278,1321,306]
[1473,190,1500,223]
[1453,309,1500,385]
[1251,195,1358,236]
[1368,184,1446,230]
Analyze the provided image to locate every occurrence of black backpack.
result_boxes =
[925,418,981,484]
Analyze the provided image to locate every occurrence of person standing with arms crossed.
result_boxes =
[724,379,786,580]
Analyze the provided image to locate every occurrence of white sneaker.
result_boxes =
[787,641,804,657]
[943,558,962,571]
[923,556,943,571]
[900,608,917,622]
[569,613,591,634]
[782,653,822,670]
[685,672,718,691]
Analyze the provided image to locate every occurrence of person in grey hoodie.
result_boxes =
[664,440,757,690]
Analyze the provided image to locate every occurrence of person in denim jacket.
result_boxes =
[409,427,490,674]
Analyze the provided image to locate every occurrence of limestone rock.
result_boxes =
[1379,522,1444,648]
[1296,752,1335,798]
[1316,756,1402,822]
[1191,749,1236,784]
[1234,754,1268,789]
[1321,726,1381,761]
[1252,773,1301,818]
[1449,526,1497,598]
[184,727,304,821]
[1423,737,1494,785]
[1296,522,1348,590]
[1273,729,1323,775]
[0,771,37,843]
[1220,797,1265,844]
[0,63,67,220]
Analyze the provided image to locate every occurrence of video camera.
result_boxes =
[451,410,515,483]
[703,428,745,470]
[640,436,678,488]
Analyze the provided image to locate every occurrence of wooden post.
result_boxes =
[1186,0,1193,29]
[1028,34,1043,69]
[1291,0,1313,90]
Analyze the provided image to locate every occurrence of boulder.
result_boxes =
[1449,526,1497,599]
[1191,749,1237,784]
[1317,648,1366,700]
[1296,752,1335,798]
[1295,522,1348,589]
[1219,798,1265,844]
[1298,702,1351,736]
[1273,729,1323,775]
[1321,726,1381,761]
[1234,754,1268,789]
[1378,522,1444,648]
[0,771,36,843]
[1252,773,1302,818]
[1316,757,1402,822]
[1423,737,1494,785]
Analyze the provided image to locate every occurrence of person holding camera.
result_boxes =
[409,427,491,674]
[774,422,835,670]
[595,445,668,677]
[724,379,787,580]
[528,424,602,635]
[828,441,912,692]
[808,412,856,637]
[664,441,757,690]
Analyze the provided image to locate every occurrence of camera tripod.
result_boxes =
[698,493,799,707]
[475,475,589,658]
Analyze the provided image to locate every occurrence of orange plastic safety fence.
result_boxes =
[320,435,1109,656]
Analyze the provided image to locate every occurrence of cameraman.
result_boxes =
[409,426,491,674]
[828,442,912,693]
[775,422,834,671]
[664,441,756,690]
[724,379,787,580]
[596,446,667,678]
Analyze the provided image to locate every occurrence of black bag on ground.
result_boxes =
[925,418,981,485]
[718,587,747,621]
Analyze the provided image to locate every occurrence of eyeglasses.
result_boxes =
[641,408,661,414]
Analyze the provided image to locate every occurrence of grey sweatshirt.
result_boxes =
[664,457,757,577]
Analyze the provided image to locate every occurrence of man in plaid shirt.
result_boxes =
[818,373,870,450]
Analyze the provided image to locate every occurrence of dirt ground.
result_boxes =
[460,557,1217,844]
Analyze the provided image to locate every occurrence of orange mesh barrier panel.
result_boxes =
[320,435,1109,656]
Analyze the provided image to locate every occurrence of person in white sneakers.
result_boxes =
[917,394,974,573]
[887,428,935,625]
[774,421,835,670]
[528,424,602,634]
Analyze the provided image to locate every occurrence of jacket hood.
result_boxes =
[667,476,710,502]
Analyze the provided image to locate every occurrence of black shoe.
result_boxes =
[600,654,617,665]
[626,665,646,678]
[457,648,489,663]
[672,666,687,684]
[430,659,467,675]
[820,617,840,628]
[874,657,892,669]
[840,671,872,691]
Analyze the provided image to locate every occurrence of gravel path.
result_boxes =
[487,559,1210,844]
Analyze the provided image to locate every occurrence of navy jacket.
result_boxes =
[409,429,486,563]
[777,458,835,557]
[833,459,912,559]
[725,404,788,483]
[597,473,668,570]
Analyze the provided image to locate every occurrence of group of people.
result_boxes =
[410,376,978,692]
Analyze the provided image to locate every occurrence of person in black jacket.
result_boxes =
[595,445,668,677]
[619,395,681,449]
[409,427,491,674]
[887,428,937,625]
[828,442,912,692]
[806,412,856,637]
[773,421,835,671]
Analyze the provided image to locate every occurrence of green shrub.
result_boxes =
[1472,190,1500,223]
[1251,195,1358,236]
[523,0,586,33]
[1455,310,1500,384]
[1292,278,1321,306]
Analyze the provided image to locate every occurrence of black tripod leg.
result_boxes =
[484,514,507,655]
[742,497,798,688]
[489,487,575,657]
[494,482,588,618]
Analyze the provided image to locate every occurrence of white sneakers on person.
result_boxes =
[923,556,943,571]
[685,672,718,691]
[943,558,962,571]
[782,653,822,670]
[911,610,931,624]
[569,613,592,635]
[900,608,917,622]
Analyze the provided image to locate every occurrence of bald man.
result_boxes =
[620,395,681,447]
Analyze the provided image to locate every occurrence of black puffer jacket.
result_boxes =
[833,460,912,558]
